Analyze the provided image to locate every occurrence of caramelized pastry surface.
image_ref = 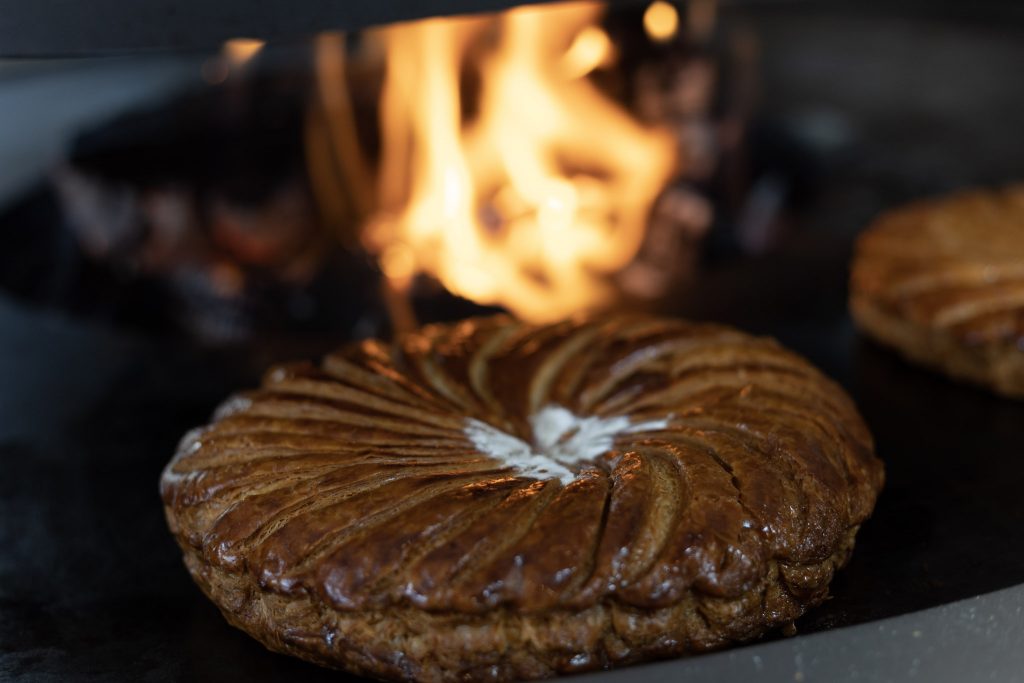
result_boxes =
[851,185,1024,397]
[161,314,883,681]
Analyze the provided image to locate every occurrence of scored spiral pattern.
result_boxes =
[161,314,882,680]
[850,184,1024,396]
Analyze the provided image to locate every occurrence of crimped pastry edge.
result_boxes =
[171,515,859,682]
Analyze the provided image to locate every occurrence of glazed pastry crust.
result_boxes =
[850,185,1024,397]
[161,314,883,681]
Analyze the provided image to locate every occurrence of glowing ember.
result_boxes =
[364,2,677,321]
[222,38,266,66]
[643,1,680,44]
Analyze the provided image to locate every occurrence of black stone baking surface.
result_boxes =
[4,243,1024,681]
[3,3,1024,682]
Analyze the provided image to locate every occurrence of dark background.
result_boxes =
[0,0,1022,55]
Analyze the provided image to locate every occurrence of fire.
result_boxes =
[643,1,680,43]
[223,38,266,66]
[364,2,677,321]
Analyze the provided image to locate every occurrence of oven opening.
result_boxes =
[3,1,1024,681]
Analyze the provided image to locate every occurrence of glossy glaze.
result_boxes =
[162,314,882,618]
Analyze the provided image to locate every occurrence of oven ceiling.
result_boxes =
[0,0,599,56]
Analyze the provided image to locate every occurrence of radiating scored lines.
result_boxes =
[163,314,881,613]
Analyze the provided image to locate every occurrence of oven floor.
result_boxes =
[3,227,1024,680]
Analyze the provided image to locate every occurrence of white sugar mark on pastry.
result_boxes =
[213,395,253,420]
[463,421,575,483]
[465,405,670,485]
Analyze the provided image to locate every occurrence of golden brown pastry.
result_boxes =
[160,314,883,681]
[850,185,1024,397]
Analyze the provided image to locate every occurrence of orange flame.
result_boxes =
[365,2,676,321]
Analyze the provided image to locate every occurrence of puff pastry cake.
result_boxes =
[161,314,883,681]
[851,185,1024,397]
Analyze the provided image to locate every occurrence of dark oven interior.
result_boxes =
[2,1,1024,680]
